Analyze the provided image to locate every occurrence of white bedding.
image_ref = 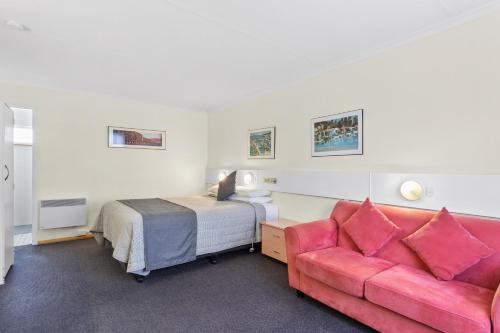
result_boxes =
[94,196,278,274]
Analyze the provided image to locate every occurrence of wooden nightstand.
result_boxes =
[261,218,300,263]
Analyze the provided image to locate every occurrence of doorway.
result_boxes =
[12,108,33,247]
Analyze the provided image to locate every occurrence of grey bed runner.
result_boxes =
[246,202,267,242]
[118,198,197,271]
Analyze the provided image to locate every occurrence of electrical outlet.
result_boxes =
[264,177,277,184]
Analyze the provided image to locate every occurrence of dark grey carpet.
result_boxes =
[0,240,374,333]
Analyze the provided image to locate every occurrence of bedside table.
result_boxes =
[261,218,300,263]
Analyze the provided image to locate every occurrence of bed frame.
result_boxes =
[102,238,261,283]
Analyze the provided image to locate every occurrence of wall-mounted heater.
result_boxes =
[39,198,87,229]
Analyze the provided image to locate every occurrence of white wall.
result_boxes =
[0,82,208,241]
[208,10,500,221]
[14,145,32,226]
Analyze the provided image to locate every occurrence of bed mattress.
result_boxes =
[95,196,278,274]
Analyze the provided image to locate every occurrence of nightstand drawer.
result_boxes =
[262,225,287,263]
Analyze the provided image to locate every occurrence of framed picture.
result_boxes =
[108,126,166,150]
[311,109,363,157]
[248,127,276,159]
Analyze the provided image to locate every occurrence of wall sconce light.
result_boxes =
[243,172,255,186]
[400,180,424,201]
[218,170,228,181]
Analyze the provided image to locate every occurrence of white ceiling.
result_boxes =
[1,0,499,111]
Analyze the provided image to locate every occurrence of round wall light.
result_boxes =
[400,180,424,201]
[243,172,255,186]
[218,170,228,181]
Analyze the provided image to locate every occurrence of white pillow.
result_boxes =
[207,185,218,197]
[229,195,272,204]
[235,186,271,198]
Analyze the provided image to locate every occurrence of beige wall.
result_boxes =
[208,11,500,221]
[0,82,207,241]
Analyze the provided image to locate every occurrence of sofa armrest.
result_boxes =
[284,219,337,289]
[493,284,500,333]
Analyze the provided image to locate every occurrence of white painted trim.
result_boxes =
[31,109,38,245]
[0,104,5,283]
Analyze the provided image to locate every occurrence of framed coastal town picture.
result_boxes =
[248,127,276,159]
[108,126,166,150]
[311,109,363,157]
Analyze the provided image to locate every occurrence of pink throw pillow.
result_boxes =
[343,198,400,256]
[403,208,495,280]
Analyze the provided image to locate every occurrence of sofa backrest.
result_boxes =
[331,200,500,290]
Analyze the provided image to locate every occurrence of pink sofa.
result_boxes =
[285,200,500,333]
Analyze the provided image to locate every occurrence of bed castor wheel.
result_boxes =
[209,255,217,265]
[134,275,145,283]
[249,247,255,253]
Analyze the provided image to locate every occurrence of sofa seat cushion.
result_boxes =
[296,247,395,298]
[365,264,494,333]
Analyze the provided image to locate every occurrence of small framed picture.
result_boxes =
[248,127,276,159]
[311,109,363,157]
[108,126,166,150]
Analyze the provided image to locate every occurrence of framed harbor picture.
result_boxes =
[108,126,166,150]
[311,109,363,157]
[248,127,276,159]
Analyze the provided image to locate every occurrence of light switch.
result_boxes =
[425,187,434,197]
[264,177,277,184]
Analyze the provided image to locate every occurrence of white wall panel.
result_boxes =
[207,168,370,201]
[209,169,500,218]
[371,172,500,218]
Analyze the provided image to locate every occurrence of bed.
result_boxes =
[93,195,278,279]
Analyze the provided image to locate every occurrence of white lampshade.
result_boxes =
[243,172,255,186]
[218,170,228,181]
[400,181,424,201]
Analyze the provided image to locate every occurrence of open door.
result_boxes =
[1,103,14,283]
